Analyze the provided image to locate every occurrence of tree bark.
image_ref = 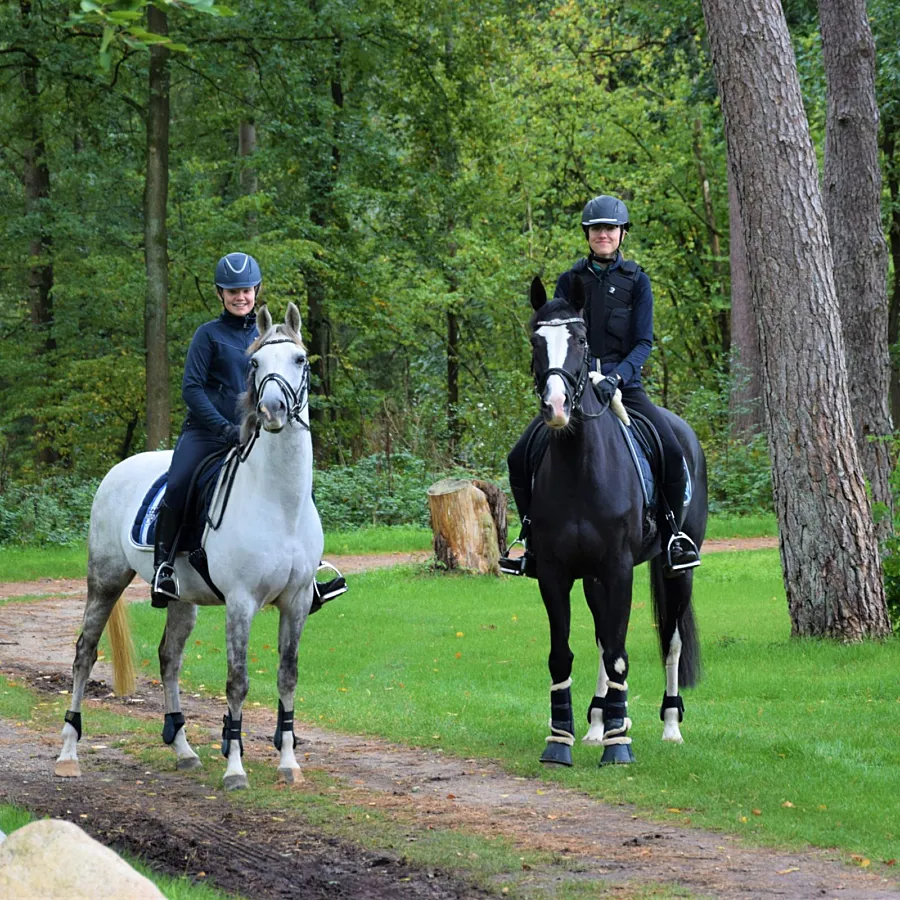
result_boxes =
[239,118,257,237]
[701,0,891,639]
[427,478,505,574]
[144,5,170,451]
[885,115,900,427]
[819,0,893,536]
[726,160,762,435]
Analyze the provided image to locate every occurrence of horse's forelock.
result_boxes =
[247,323,306,355]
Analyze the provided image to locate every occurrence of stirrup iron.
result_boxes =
[314,561,348,603]
[499,538,528,576]
[151,562,180,607]
[665,531,700,574]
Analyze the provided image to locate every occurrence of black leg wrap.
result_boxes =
[221,713,243,758]
[599,686,635,766]
[660,692,685,723]
[273,700,298,751]
[162,711,186,745]
[540,686,575,766]
[64,710,82,741]
[587,695,606,725]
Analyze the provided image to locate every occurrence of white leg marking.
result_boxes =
[172,727,202,770]
[54,722,81,777]
[663,625,684,743]
[584,641,607,744]
[223,736,249,790]
[614,657,627,674]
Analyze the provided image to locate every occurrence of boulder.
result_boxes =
[0,818,164,899]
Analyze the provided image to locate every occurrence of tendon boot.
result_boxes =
[499,517,537,578]
[151,502,180,608]
[661,467,700,578]
[311,561,348,614]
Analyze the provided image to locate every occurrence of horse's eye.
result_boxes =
[577,336,586,346]
[295,355,306,366]
[250,358,259,369]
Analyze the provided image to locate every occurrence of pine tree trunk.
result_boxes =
[144,5,170,451]
[819,0,894,537]
[701,0,891,639]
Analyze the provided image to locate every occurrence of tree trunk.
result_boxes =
[885,115,900,427]
[726,160,762,435]
[819,0,893,536]
[447,308,461,461]
[427,478,506,575]
[144,5,170,451]
[239,118,257,237]
[20,0,57,466]
[701,0,891,639]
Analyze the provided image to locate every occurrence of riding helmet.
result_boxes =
[581,195,630,234]
[214,252,262,290]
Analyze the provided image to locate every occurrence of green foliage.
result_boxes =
[0,477,99,546]
[878,448,900,630]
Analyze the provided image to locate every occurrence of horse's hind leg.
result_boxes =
[159,601,202,770]
[55,561,135,777]
[650,558,701,743]
[272,587,312,784]
[221,600,254,791]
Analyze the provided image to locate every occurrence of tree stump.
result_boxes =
[427,478,507,575]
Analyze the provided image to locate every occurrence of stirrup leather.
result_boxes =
[499,538,528,576]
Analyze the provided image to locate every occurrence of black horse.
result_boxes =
[524,276,706,766]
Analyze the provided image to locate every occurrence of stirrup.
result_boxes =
[314,561,348,602]
[151,562,179,608]
[664,532,701,577]
[499,539,528,576]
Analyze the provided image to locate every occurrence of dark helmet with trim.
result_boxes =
[214,252,262,290]
[581,195,630,236]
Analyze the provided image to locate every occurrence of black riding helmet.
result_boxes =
[581,195,630,240]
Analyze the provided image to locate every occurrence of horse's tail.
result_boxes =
[107,597,136,697]
[649,556,701,689]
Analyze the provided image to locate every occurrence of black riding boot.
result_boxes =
[499,480,537,578]
[661,466,700,577]
[151,503,180,608]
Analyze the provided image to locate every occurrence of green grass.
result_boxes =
[324,525,433,554]
[0,803,241,899]
[704,513,777,539]
[115,549,900,868]
[0,543,87,581]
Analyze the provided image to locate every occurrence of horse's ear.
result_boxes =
[530,276,547,311]
[570,277,586,312]
[257,304,272,334]
[285,301,302,335]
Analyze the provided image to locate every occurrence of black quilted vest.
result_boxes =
[578,258,641,365]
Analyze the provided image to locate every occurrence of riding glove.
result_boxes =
[225,424,241,447]
[593,373,620,403]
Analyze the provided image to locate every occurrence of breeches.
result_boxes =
[619,387,683,483]
[165,428,229,517]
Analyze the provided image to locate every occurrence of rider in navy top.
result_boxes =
[151,253,348,609]
[500,195,701,579]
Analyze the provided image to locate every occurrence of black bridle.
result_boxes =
[532,317,593,414]
[252,338,311,431]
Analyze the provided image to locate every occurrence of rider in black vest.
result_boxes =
[500,195,700,578]
[150,253,348,609]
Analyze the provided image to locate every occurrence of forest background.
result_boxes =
[1,0,899,544]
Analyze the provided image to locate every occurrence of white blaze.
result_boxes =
[536,325,571,425]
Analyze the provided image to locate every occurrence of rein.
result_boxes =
[207,336,311,533]
[533,318,607,420]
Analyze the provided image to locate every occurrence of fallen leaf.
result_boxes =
[776,867,799,875]
[752,809,762,816]
[782,801,794,808]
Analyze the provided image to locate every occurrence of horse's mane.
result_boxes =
[239,322,307,440]
[530,297,585,329]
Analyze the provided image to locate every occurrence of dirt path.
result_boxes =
[3,541,898,900]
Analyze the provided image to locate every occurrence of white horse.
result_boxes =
[55,303,323,790]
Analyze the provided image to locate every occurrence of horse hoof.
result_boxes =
[600,743,635,766]
[540,743,573,767]
[54,759,81,778]
[177,756,203,771]
[223,774,249,791]
[277,766,304,785]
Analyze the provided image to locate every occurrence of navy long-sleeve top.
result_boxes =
[554,253,653,388]
[181,310,258,435]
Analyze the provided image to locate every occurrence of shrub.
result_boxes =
[0,477,99,546]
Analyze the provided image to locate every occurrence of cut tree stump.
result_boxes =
[427,477,507,575]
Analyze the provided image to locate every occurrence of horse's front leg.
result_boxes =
[222,601,254,791]
[537,562,576,767]
[584,563,635,765]
[272,583,313,784]
[158,601,202,770]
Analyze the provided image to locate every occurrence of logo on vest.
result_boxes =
[609,286,616,293]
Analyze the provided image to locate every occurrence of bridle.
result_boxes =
[251,337,311,432]
[532,317,593,414]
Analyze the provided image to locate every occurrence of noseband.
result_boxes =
[533,317,591,412]
[253,338,311,430]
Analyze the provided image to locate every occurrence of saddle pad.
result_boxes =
[617,420,692,512]
[129,454,230,550]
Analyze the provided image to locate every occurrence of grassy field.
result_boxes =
[92,547,899,868]
[0,513,777,583]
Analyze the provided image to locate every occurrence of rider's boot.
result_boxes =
[151,503,180,609]
[311,561,348,614]
[661,466,700,578]
[499,516,537,578]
